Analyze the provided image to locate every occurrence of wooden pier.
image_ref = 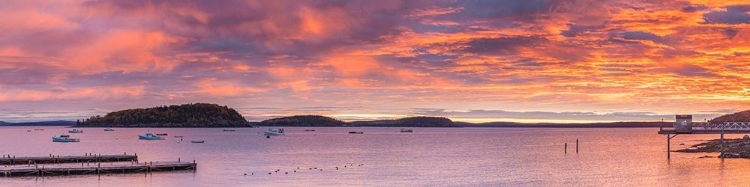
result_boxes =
[0,154,137,165]
[659,121,750,159]
[1,161,196,177]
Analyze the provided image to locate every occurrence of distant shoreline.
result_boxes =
[0,121,671,128]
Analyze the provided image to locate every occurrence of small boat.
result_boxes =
[191,140,205,143]
[304,129,316,132]
[68,129,83,133]
[139,131,165,140]
[34,129,44,131]
[223,129,236,132]
[104,128,114,131]
[52,134,80,142]
[348,131,364,134]
[264,128,285,136]
[156,133,168,136]
[174,136,184,138]
[400,129,413,133]
[26,130,32,132]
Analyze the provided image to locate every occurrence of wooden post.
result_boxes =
[721,126,725,158]
[564,143,567,154]
[178,157,180,162]
[576,139,579,153]
[667,133,671,159]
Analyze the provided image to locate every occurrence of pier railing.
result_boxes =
[659,122,750,134]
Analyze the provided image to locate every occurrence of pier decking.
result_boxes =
[1,161,196,177]
[0,154,137,165]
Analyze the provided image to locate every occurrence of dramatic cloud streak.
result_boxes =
[1,0,749,122]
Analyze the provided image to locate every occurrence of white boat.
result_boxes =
[139,131,165,140]
[104,128,114,131]
[264,128,285,136]
[68,129,83,133]
[400,129,413,133]
[52,134,80,142]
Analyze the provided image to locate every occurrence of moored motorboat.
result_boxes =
[304,129,316,132]
[400,129,413,133]
[68,129,83,133]
[104,128,114,131]
[52,134,80,142]
[223,129,236,132]
[156,133,168,136]
[264,128,285,136]
[191,140,205,143]
[139,131,165,140]
[348,131,364,134]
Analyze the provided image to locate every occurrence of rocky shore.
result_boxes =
[676,135,750,158]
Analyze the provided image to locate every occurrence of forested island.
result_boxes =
[76,103,250,127]
[258,115,457,127]
[257,115,347,126]
[0,120,76,126]
[350,117,457,127]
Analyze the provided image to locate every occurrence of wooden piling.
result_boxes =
[576,139,579,153]
[1,161,196,177]
[565,143,567,154]
[667,133,671,159]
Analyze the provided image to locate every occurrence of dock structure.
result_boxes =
[0,154,137,165]
[1,161,196,177]
[658,118,750,159]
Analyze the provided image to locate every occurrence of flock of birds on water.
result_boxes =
[244,163,365,176]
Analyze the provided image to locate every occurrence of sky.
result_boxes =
[1,0,750,123]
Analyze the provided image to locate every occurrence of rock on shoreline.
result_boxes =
[676,136,750,158]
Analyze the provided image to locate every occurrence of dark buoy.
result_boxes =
[266,136,270,139]
[285,172,288,174]
[268,172,271,175]
[244,173,247,176]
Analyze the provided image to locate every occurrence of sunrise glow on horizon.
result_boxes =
[1,0,750,123]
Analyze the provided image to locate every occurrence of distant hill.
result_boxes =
[257,115,456,127]
[77,103,250,127]
[258,115,347,127]
[350,117,457,127]
[711,110,750,123]
[0,120,75,126]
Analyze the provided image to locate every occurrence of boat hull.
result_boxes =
[52,138,80,142]
[264,132,285,136]
[138,135,165,140]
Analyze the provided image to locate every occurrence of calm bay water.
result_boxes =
[1,126,750,186]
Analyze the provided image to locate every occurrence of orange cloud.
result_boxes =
[0,85,144,102]
[193,78,264,97]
